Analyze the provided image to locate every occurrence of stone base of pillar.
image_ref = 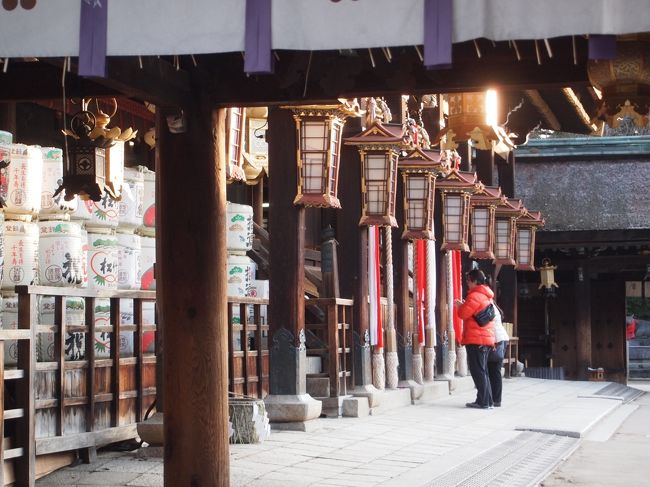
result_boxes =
[412,351,424,385]
[385,351,399,389]
[350,384,383,409]
[424,347,436,382]
[372,351,386,390]
[417,381,450,402]
[456,346,468,377]
[447,349,457,378]
[398,379,423,402]
[265,394,322,425]
[368,388,412,415]
[137,412,164,446]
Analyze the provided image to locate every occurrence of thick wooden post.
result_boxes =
[394,179,413,383]
[154,110,165,412]
[475,149,495,187]
[265,107,321,424]
[252,179,264,227]
[575,263,592,380]
[161,100,230,486]
[497,151,518,333]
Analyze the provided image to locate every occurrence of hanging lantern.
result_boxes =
[469,185,504,260]
[437,91,515,159]
[437,168,480,251]
[226,107,247,183]
[288,102,360,208]
[398,147,449,240]
[538,258,559,296]
[494,198,525,266]
[345,120,409,226]
[515,210,544,271]
[588,38,650,128]
[59,98,136,201]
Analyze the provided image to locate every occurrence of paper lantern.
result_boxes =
[437,169,479,251]
[515,210,544,271]
[469,186,503,260]
[494,198,525,266]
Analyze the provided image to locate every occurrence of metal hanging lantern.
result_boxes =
[289,102,360,208]
[58,110,110,201]
[398,147,449,240]
[494,198,525,266]
[437,168,480,251]
[515,210,544,271]
[469,185,504,260]
[538,258,559,296]
[345,120,409,226]
[60,98,137,201]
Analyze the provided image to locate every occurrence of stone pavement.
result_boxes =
[35,377,645,487]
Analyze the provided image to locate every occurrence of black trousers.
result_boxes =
[466,344,493,407]
[487,341,507,404]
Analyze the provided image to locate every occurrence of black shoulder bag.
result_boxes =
[474,303,496,327]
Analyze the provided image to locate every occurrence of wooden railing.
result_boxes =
[1,285,157,486]
[305,298,353,398]
[227,297,269,399]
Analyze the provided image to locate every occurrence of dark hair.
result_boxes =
[466,269,487,285]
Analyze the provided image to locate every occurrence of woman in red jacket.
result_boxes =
[455,269,496,409]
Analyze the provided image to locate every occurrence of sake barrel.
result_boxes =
[85,195,119,230]
[87,231,118,290]
[2,220,38,289]
[38,221,83,287]
[0,130,12,202]
[94,298,112,358]
[227,255,256,297]
[0,211,5,285]
[39,147,77,218]
[37,296,86,362]
[79,229,89,288]
[142,167,155,232]
[71,198,94,222]
[1,293,17,366]
[118,166,144,230]
[117,232,141,290]
[140,235,155,290]
[6,144,43,216]
[226,202,254,253]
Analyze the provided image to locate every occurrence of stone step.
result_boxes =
[627,360,650,370]
[629,346,650,360]
[629,338,650,346]
[629,369,650,379]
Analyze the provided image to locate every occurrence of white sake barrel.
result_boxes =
[226,202,254,253]
[94,298,111,358]
[71,198,94,222]
[142,167,155,232]
[118,166,144,230]
[142,301,156,353]
[6,144,43,217]
[38,221,83,287]
[2,220,39,289]
[87,231,118,290]
[227,255,256,297]
[85,195,119,230]
[140,235,155,290]
[1,293,17,365]
[0,211,5,285]
[119,299,155,355]
[79,229,89,288]
[37,296,85,362]
[0,130,12,203]
[117,232,141,290]
[39,147,77,218]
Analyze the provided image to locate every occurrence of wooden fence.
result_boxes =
[1,286,157,486]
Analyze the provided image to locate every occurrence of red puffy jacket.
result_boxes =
[458,284,496,346]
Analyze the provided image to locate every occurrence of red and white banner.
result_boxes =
[426,239,437,346]
[452,250,463,341]
[368,226,383,348]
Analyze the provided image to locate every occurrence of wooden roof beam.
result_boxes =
[523,89,561,131]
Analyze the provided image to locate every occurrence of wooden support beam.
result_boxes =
[161,93,229,485]
[267,106,307,395]
[394,178,413,381]
[154,110,164,413]
[575,263,592,380]
[475,149,495,187]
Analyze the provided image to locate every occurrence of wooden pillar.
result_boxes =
[575,263,592,380]
[267,107,306,394]
[0,102,16,134]
[160,99,229,485]
[475,149,495,187]
[496,151,518,334]
[394,179,413,382]
[337,118,373,388]
[252,179,264,228]
[458,142,472,172]
[154,111,164,413]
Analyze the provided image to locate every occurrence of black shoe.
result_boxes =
[494,402,501,407]
[466,402,488,409]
